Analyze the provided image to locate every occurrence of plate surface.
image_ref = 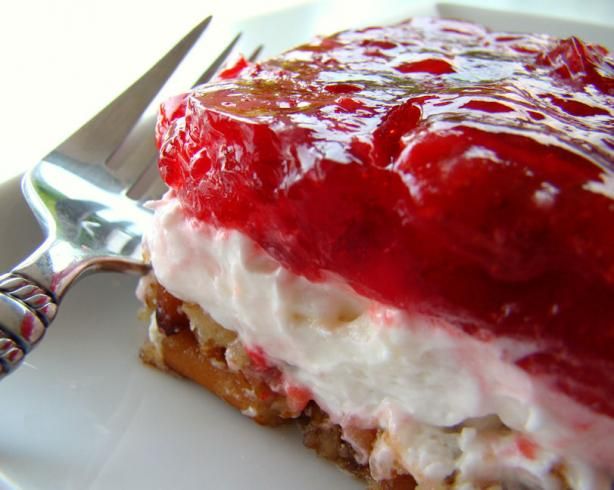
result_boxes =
[0,2,612,489]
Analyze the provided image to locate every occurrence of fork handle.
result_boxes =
[0,273,57,378]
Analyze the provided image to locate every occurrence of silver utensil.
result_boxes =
[0,17,251,379]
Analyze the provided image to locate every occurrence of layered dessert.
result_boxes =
[138,17,614,489]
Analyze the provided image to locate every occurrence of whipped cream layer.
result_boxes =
[145,194,613,489]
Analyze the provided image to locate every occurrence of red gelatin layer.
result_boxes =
[156,19,614,417]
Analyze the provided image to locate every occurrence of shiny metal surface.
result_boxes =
[0,17,244,378]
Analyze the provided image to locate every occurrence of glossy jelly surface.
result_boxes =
[156,18,614,417]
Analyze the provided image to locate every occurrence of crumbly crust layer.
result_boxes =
[141,278,599,489]
[140,280,415,488]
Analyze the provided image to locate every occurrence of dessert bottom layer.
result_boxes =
[141,283,416,490]
[140,291,413,489]
[141,195,613,489]
[140,278,608,490]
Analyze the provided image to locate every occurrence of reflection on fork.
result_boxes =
[0,16,262,380]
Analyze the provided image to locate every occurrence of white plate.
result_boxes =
[1,2,612,489]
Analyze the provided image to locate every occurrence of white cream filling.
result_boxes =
[145,194,613,489]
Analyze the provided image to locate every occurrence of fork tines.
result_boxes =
[52,15,262,204]
[55,16,212,169]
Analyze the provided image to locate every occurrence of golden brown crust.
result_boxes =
[299,403,374,481]
[160,328,290,426]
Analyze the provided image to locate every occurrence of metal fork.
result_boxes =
[0,17,253,379]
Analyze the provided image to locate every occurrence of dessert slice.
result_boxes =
[139,17,614,489]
